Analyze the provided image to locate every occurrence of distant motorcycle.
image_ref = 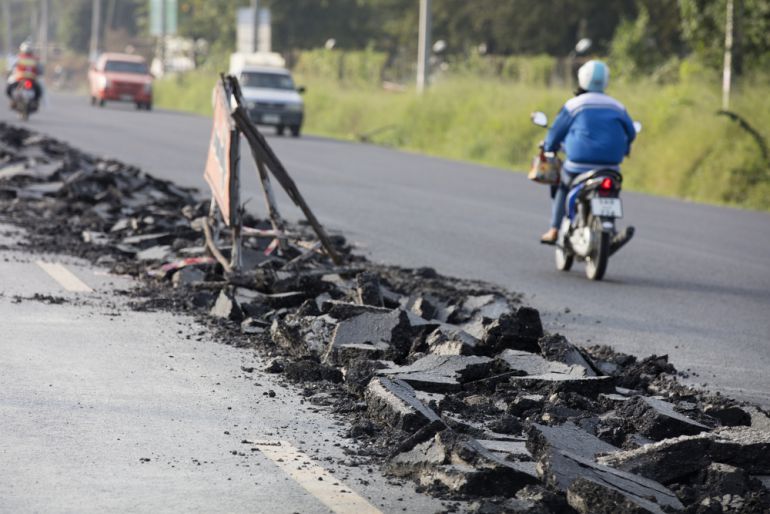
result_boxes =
[531,111,640,281]
[10,79,39,121]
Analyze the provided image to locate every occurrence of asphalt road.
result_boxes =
[0,224,443,513]
[4,93,770,407]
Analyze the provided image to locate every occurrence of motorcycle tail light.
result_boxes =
[597,177,615,197]
[22,80,33,90]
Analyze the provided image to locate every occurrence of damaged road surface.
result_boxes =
[0,233,442,513]
[2,123,770,514]
[12,92,770,410]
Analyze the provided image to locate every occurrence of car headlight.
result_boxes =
[285,102,303,112]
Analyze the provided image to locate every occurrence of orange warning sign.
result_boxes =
[204,83,236,225]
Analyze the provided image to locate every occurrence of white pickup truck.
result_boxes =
[229,52,305,137]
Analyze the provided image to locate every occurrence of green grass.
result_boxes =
[154,68,770,212]
[154,69,217,117]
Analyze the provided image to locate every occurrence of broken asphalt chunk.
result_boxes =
[387,430,538,496]
[210,288,244,321]
[508,373,614,397]
[271,315,337,358]
[479,308,544,355]
[538,449,684,513]
[365,377,442,432]
[527,422,618,461]
[538,334,597,376]
[378,354,493,393]
[355,271,384,307]
[598,426,770,483]
[499,349,588,377]
[324,309,410,365]
[172,266,206,287]
[615,396,709,441]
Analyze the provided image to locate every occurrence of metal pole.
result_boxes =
[722,0,734,110]
[416,0,431,94]
[89,0,100,62]
[3,1,11,62]
[39,0,48,65]
[251,0,258,53]
[159,0,166,73]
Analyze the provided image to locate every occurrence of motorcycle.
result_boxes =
[10,79,39,121]
[530,111,641,281]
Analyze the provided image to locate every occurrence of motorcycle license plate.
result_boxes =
[591,198,623,218]
[262,114,280,124]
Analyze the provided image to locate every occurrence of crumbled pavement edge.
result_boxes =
[2,122,770,514]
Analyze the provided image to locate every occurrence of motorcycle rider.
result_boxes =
[6,42,43,104]
[540,60,636,244]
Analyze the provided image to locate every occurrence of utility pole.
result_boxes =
[89,0,100,62]
[39,0,48,65]
[3,1,11,63]
[416,0,431,94]
[722,0,734,110]
[251,0,258,53]
[159,0,166,73]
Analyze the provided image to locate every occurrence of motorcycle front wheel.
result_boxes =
[585,216,609,280]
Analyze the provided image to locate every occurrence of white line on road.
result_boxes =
[254,441,383,514]
[36,261,93,293]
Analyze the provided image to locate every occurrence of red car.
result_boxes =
[89,53,153,110]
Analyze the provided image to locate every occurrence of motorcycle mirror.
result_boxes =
[575,38,592,54]
[633,121,642,134]
[531,111,548,127]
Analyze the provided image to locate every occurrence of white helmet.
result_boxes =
[577,60,609,93]
[19,41,32,54]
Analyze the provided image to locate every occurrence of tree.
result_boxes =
[680,0,770,73]
[609,0,682,77]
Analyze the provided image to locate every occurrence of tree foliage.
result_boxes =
[680,0,770,72]
[33,0,770,76]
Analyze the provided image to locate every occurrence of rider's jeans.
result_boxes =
[550,169,581,229]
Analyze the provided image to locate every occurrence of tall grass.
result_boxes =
[154,58,770,212]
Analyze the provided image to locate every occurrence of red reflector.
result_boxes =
[22,80,33,90]
[600,177,613,190]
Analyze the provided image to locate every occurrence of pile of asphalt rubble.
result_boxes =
[2,122,770,514]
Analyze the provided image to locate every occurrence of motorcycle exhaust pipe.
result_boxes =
[609,226,635,256]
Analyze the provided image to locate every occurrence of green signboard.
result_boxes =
[149,0,178,36]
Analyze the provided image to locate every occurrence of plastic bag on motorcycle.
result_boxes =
[527,152,562,185]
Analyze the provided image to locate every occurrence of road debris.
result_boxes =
[2,121,769,513]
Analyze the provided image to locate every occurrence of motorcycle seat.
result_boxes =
[570,168,622,188]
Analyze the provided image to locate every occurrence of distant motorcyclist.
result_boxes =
[540,60,636,244]
[6,42,43,103]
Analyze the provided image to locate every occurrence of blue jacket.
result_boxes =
[544,92,636,173]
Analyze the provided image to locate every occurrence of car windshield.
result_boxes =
[240,72,295,90]
[104,60,148,74]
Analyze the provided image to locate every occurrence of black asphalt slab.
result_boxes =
[4,92,770,407]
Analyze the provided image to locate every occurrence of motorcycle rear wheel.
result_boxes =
[555,245,573,271]
[585,217,609,281]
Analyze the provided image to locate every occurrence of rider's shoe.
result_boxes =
[540,228,558,245]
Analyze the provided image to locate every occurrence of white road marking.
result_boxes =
[254,441,383,514]
[36,261,93,293]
